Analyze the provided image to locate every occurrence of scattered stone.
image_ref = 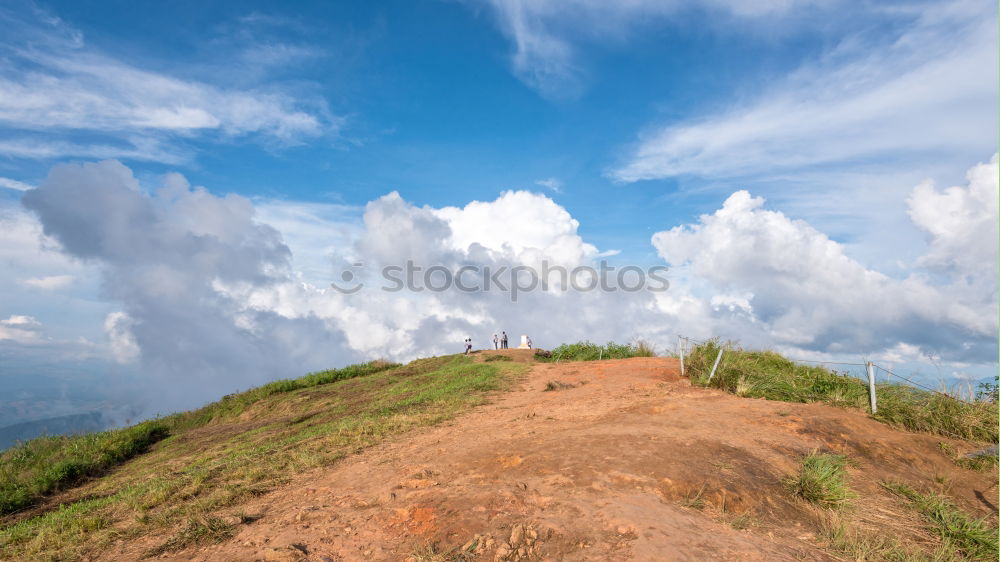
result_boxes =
[263,547,304,562]
[509,523,524,546]
[965,445,999,459]
[494,544,511,561]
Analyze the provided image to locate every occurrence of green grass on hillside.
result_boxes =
[882,482,999,560]
[0,421,169,515]
[0,361,398,518]
[683,341,998,443]
[0,355,524,561]
[538,341,655,362]
[163,360,400,431]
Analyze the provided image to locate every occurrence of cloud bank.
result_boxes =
[21,161,359,414]
[15,156,998,416]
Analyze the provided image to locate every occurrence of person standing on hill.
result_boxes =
[501,331,508,349]
[493,334,499,350]
[465,338,472,355]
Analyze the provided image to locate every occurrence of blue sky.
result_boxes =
[4,0,973,258]
[0,0,996,424]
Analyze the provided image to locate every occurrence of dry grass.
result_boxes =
[882,482,999,560]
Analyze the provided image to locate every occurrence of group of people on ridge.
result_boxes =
[464,331,534,354]
[462,331,511,355]
[494,332,509,349]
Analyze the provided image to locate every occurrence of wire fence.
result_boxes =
[675,335,989,407]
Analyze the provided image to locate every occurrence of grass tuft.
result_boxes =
[786,452,854,508]
[484,354,512,362]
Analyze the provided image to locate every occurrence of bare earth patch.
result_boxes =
[99,357,996,561]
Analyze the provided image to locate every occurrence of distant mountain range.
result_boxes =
[0,411,108,451]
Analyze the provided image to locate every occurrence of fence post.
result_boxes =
[707,346,724,382]
[866,361,878,414]
[678,336,686,377]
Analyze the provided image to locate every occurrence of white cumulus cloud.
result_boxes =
[0,314,44,344]
[104,311,140,364]
[907,153,999,296]
[650,155,998,362]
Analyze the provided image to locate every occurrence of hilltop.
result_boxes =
[1,346,997,561]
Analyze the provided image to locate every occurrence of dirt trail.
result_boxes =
[115,354,996,561]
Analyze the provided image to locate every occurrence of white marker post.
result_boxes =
[866,361,878,414]
[678,336,686,377]
[707,347,724,382]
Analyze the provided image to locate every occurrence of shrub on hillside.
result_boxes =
[540,341,656,362]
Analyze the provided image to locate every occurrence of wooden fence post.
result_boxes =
[866,361,878,414]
